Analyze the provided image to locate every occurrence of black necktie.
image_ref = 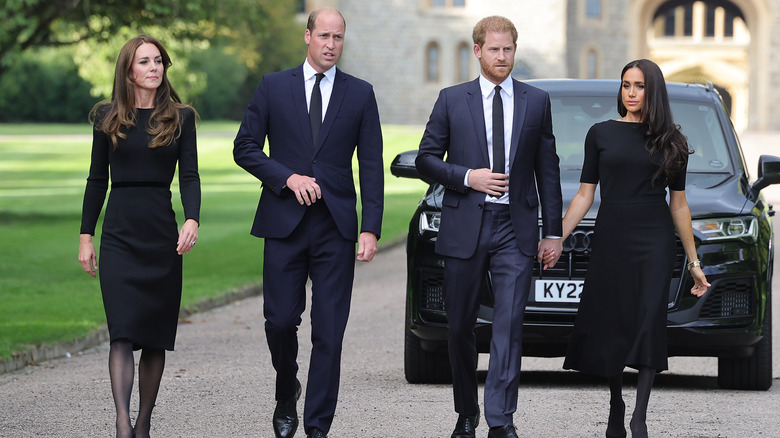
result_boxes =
[492,85,505,175]
[310,73,325,142]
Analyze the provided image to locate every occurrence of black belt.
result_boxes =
[112,181,169,189]
[482,202,510,211]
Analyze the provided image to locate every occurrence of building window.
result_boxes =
[586,50,598,79]
[585,0,601,18]
[663,9,675,36]
[683,3,693,36]
[724,10,735,37]
[654,1,744,39]
[426,42,440,82]
[457,43,471,82]
[431,0,466,7]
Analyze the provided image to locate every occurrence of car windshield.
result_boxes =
[551,95,732,175]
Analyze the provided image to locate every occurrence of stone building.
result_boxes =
[298,0,780,131]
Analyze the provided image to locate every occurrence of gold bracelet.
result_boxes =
[687,260,701,270]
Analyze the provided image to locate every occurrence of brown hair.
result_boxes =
[307,7,346,32]
[90,35,195,150]
[472,16,518,47]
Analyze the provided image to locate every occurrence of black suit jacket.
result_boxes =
[234,64,384,242]
[416,78,562,258]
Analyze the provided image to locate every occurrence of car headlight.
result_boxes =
[419,211,441,233]
[691,217,758,242]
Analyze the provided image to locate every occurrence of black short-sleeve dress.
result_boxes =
[80,107,200,351]
[563,120,686,377]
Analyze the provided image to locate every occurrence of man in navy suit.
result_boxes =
[416,16,562,438]
[233,7,383,438]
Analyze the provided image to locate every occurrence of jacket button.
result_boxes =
[312,159,317,164]
[478,204,483,209]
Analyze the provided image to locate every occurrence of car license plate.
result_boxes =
[534,280,584,303]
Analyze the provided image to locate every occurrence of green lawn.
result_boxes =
[0,122,428,360]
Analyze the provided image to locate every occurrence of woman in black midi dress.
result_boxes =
[78,35,200,438]
[549,60,710,438]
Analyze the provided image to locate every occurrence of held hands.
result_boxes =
[538,238,563,270]
[468,168,508,196]
[287,174,321,206]
[78,234,98,277]
[357,232,378,262]
[689,266,711,297]
[176,219,199,255]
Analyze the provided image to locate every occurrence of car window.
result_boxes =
[670,101,732,174]
[550,96,614,169]
[550,94,732,175]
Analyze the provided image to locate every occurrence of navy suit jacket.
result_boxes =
[416,78,562,259]
[234,64,384,242]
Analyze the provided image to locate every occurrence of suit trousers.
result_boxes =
[262,201,356,434]
[443,203,533,427]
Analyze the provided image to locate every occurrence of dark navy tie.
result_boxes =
[310,73,325,142]
[492,85,505,174]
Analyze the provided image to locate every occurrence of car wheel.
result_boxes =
[404,304,453,384]
[717,292,773,390]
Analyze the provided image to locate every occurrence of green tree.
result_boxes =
[1,0,302,120]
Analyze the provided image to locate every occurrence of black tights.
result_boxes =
[108,340,166,438]
[605,367,655,438]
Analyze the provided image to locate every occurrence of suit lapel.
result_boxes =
[313,69,347,156]
[509,80,528,166]
[290,65,315,150]
[467,79,490,168]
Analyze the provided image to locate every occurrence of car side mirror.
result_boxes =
[390,150,435,185]
[751,155,780,197]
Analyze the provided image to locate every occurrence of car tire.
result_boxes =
[404,305,453,384]
[717,292,772,390]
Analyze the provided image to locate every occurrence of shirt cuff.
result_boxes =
[464,169,472,188]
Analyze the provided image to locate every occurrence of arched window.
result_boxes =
[456,42,471,82]
[586,50,598,79]
[426,42,440,82]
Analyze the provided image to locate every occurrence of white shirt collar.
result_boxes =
[479,74,514,99]
[303,59,336,83]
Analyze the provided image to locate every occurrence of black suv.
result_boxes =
[392,79,780,390]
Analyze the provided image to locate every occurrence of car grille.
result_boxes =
[418,267,445,311]
[699,277,754,318]
[534,224,686,279]
[417,226,687,314]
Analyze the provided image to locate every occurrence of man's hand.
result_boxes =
[468,168,508,196]
[286,174,321,205]
[357,232,378,262]
[538,238,563,270]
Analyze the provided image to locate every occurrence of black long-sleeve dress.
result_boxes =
[80,107,200,350]
[563,120,686,376]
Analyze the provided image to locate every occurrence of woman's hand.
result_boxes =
[78,234,98,277]
[690,266,710,297]
[177,219,199,255]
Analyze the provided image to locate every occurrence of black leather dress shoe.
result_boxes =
[487,424,519,438]
[451,412,479,438]
[273,379,302,438]
[307,429,327,438]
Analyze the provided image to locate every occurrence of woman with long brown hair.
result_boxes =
[551,59,710,437]
[78,35,200,438]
